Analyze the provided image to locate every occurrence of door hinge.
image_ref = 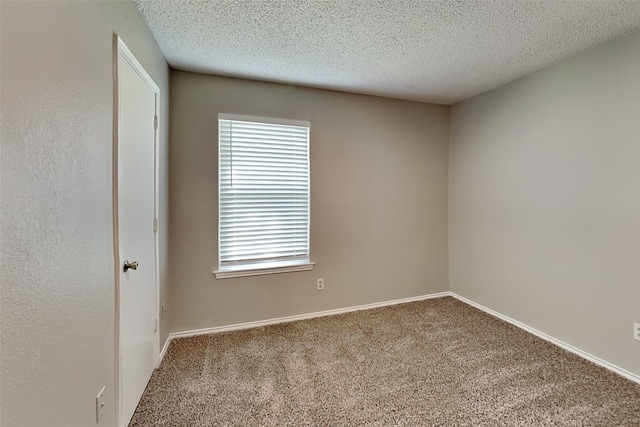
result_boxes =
[154,115,158,130]
[153,218,158,232]
[154,318,158,333]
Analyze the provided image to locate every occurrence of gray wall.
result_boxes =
[0,1,170,426]
[450,30,640,377]
[169,71,450,333]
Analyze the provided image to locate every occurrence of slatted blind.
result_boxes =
[218,115,310,265]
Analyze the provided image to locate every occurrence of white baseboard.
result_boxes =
[450,292,640,385]
[159,291,449,361]
[158,335,171,365]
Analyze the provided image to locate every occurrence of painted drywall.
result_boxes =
[169,71,449,333]
[0,1,169,426]
[450,30,640,377]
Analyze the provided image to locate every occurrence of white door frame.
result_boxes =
[113,34,161,426]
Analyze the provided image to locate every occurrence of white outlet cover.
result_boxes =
[634,322,640,342]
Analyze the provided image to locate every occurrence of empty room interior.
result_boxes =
[2,1,640,426]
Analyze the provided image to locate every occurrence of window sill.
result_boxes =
[213,259,315,279]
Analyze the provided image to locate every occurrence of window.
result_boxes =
[214,114,314,279]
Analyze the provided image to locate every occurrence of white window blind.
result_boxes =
[218,114,310,267]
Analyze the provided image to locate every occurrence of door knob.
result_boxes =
[123,260,139,272]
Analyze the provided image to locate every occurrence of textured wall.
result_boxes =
[450,30,640,377]
[169,72,449,333]
[0,1,169,426]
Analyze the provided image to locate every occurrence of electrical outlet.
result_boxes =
[161,303,166,320]
[96,386,106,424]
[317,278,324,291]
[634,322,640,342]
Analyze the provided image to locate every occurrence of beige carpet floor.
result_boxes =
[130,297,640,426]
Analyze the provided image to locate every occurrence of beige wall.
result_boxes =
[169,71,449,332]
[450,30,640,377]
[0,1,170,426]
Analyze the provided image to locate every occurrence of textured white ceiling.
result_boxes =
[135,1,640,105]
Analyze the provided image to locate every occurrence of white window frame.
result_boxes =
[213,113,314,279]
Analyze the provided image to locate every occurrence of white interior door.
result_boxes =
[116,37,159,426]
